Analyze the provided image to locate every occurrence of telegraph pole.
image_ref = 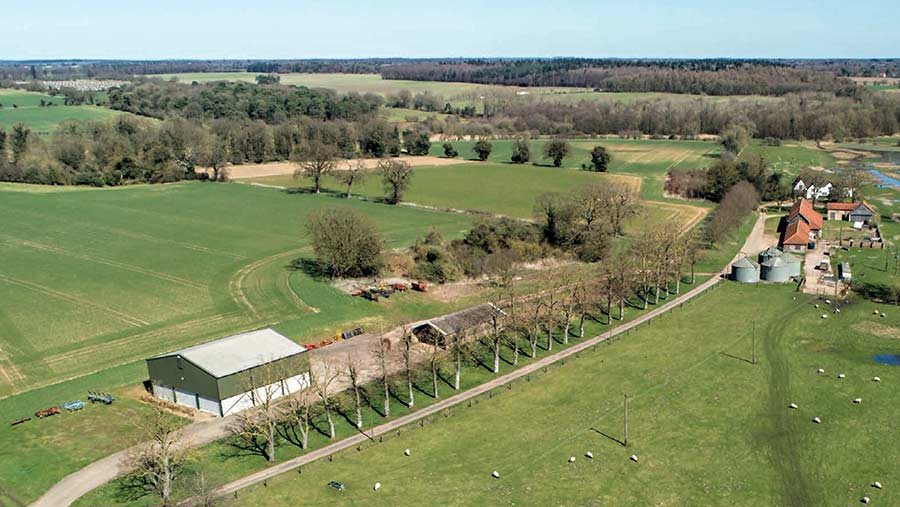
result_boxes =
[752,320,757,365]
[623,394,629,447]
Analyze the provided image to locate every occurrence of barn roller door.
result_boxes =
[197,395,221,416]
[174,388,197,409]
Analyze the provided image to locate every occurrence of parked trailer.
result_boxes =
[412,281,428,292]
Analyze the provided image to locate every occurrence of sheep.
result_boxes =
[853,398,862,404]
[861,496,870,504]
[815,304,820,309]
[374,482,381,491]
[404,449,411,456]
[789,403,798,409]
[491,471,500,479]
[825,299,831,305]
[836,308,841,314]
[881,312,886,318]
[812,416,822,424]
[585,451,594,459]
[630,454,638,462]
[873,481,882,489]
[821,314,828,319]
[817,368,825,374]
[873,376,881,382]
[838,373,846,379]
[568,456,576,463]
[873,310,879,315]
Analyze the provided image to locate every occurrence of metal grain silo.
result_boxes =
[731,256,760,283]
[780,252,802,277]
[761,256,791,283]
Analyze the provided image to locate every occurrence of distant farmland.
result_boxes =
[0,89,126,133]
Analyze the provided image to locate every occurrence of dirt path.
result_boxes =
[224,157,473,180]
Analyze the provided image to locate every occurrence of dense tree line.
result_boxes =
[481,91,900,140]
[380,60,855,96]
[106,80,380,123]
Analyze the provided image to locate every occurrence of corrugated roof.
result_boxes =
[418,303,505,336]
[151,329,306,378]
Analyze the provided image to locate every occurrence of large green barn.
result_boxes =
[146,328,310,417]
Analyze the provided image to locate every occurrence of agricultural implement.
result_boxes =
[35,406,60,419]
[411,281,427,292]
[62,400,85,412]
[336,327,364,340]
[88,391,115,405]
[10,417,31,426]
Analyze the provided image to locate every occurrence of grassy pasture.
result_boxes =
[223,283,900,507]
[0,88,125,134]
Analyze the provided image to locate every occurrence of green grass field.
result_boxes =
[0,88,125,134]
[223,282,900,507]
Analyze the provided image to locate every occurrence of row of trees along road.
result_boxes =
[122,216,707,506]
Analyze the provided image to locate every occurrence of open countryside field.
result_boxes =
[244,138,718,231]
[153,72,784,109]
[0,88,125,134]
[0,182,474,399]
[228,283,900,507]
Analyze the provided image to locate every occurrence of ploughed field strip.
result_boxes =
[0,182,471,397]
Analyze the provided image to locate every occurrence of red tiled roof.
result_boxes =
[782,220,811,246]
[827,202,857,211]
[788,198,823,230]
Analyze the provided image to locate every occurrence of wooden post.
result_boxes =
[623,394,629,447]
[752,320,757,365]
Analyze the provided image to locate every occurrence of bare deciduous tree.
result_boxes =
[123,408,189,506]
[344,355,364,429]
[372,337,392,417]
[312,363,341,439]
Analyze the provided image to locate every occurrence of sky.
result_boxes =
[2,0,898,60]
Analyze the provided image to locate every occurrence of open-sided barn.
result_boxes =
[146,328,310,417]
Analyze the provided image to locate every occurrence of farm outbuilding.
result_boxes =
[731,256,760,283]
[146,329,310,417]
[412,303,506,347]
[760,256,792,283]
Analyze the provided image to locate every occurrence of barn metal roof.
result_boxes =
[150,328,307,379]
[414,303,506,336]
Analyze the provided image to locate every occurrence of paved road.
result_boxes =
[34,213,765,507]
[185,213,768,504]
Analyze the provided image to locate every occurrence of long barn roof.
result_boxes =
[149,329,306,379]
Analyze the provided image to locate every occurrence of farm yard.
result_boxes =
[212,283,900,507]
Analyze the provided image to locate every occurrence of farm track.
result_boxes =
[33,215,768,507]
[758,300,822,507]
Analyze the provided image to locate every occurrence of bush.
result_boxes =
[510,137,531,164]
[442,142,458,158]
[473,139,492,161]
[306,208,384,278]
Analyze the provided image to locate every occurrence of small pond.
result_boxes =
[869,169,900,188]
[873,354,900,366]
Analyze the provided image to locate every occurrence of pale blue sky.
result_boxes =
[2,0,897,60]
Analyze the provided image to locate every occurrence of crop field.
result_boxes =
[741,142,838,176]
[0,88,125,134]
[226,283,900,507]
[0,182,474,399]
[245,138,717,234]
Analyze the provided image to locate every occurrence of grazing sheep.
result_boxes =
[568,456,576,463]
[838,373,846,379]
[812,416,822,424]
[873,481,882,489]
[374,482,381,491]
[861,496,870,504]
[873,310,879,315]
[853,398,862,404]
[585,451,594,459]
[821,314,828,319]
[404,449,411,456]
[491,471,500,479]
[817,368,825,374]
[881,312,886,318]
[873,376,881,382]
[815,304,820,309]
[789,403,798,409]
[836,309,841,314]
[825,299,831,305]
[630,454,638,462]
